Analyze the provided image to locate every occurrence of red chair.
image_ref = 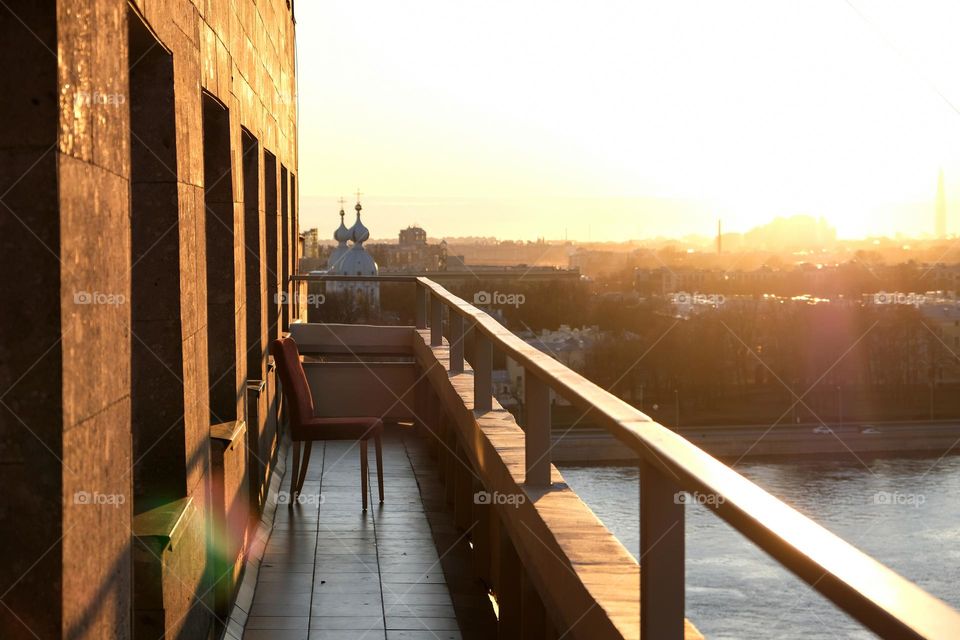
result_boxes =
[271,337,384,510]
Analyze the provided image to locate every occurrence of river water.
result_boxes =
[559,454,960,639]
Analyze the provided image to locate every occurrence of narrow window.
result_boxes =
[264,151,280,339]
[242,130,264,380]
[129,10,185,507]
[202,93,238,424]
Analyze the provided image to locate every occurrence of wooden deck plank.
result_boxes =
[242,434,496,640]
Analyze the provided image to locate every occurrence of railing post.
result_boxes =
[640,461,685,640]
[524,373,551,486]
[449,313,464,373]
[415,282,427,329]
[473,331,492,413]
[430,294,443,346]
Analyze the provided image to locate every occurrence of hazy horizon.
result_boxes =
[300,193,954,243]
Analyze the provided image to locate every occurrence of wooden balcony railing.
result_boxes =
[291,273,960,639]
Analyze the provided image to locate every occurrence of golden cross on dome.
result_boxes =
[355,188,363,203]
[338,196,346,208]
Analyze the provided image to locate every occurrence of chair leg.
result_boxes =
[375,433,384,504]
[296,441,313,494]
[360,439,369,511]
[289,440,301,505]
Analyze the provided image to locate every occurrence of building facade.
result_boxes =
[370,225,448,272]
[0,1,299,638]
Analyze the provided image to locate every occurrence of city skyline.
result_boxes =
[301,194,951,245]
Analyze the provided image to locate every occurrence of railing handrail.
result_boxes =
[293,274,419,282]
[291,270,581,282]
[299,273,960,639]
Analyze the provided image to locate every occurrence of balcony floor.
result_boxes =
[242,427,497,640]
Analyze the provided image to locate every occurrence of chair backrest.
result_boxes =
[270,337,315,427]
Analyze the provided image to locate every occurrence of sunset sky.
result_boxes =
[295,1,960,242]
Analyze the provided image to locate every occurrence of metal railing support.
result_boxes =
[640,462,685,640]
[524,373,551,486]
[473,332,492,413]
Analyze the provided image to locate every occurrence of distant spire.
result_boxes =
[717,218,722,254]
[936,169,947,239]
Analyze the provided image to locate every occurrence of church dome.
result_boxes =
[339,244,379,276]
[351,201,370,243]
[333,209,351,243]
[328,205,351,269]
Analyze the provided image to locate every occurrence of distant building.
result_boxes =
[568,249,632,276]
[399,226,427,245]
[920,303,960,382]
[636,267,726,294]
[444,238,570,267]
[370,225,448,272]
[928,263,960,294]
[302,227,321,258]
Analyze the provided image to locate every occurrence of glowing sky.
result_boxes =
[295,1,960,241]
